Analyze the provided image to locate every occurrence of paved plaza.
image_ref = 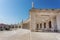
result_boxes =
[31,32,60,40]
[0,29,60,40]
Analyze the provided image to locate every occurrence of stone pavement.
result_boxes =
[0,29,60,40]
[0,29,31,40]
[31,32,60,40]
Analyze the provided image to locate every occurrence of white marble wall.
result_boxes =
[30,12,36,31]
[29,9,60,32]
[56,13,60,31]
[0,29,31,40]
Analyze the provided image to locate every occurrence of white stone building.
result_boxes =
[21,2,60,32]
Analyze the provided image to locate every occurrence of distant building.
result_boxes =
[0,24,21,31]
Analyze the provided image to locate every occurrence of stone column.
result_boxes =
[21,24,22,29]
[42,23,44,31]
[18,23,19,28]
[39,23,40,29]
[51,16,57,32]
[18,25,19,29]
[13,25,15,29]
[38,23,40,30]
[15,25,16,29]
[46,21,49,31]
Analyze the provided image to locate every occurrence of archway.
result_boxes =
[40,23,42,29]
[44,23,46,28]
[49,21,52,28]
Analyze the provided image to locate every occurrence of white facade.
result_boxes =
[21,9,60,32]
[57,13,60,31]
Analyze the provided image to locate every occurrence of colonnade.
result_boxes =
[0,25,21,31]
[36,16,57,32]
[11,25,21,30]
[36,21,52,31]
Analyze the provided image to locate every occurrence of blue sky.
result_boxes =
[0,0,60,24]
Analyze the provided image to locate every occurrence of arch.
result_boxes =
[40,23,42,28]
[44,23,46,28]
[49,21,52,28]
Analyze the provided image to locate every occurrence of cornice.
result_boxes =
[29,9,60,13]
